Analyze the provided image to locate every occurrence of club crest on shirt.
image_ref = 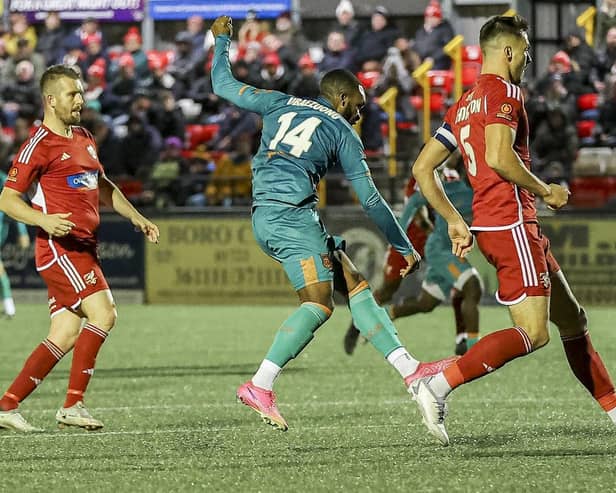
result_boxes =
[83,270,98,286]
[497,103,514,121]
[7,167,18,182]
[67,170,99,190]
[320,253,333,271]
[86,144,98,160]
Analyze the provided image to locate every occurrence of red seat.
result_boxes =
[428,70,454,95]
[185,124,220,149]
[462,45,482,63]
[577,93,599,112]
[569,176,615,208]
[356,71,380,89]
[408,94,446,113]
[576,120,596,139]
[410,95,423,111]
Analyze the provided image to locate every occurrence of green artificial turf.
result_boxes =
[1,304,614,492]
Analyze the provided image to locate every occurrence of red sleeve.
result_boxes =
[5,137,46,193]
[484,80,523,130]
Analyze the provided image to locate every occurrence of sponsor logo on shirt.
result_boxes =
[7,167,18,182]
[67,170,99,190]
[496,103,514,121]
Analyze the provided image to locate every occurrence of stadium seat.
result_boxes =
[185,124,220,149]
[462,45,482,63]
[577,93,599,112]
[428,70,454,95]
[569,176,615,208]
[356,71,380,90]
[576,120,596,139]
[408,94,447,114]
[572,147,613,176]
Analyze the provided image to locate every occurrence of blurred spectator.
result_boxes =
[151,90,185,139]
[596,27,616,84]
[332,0,364,47]
[36,12,65,66]
[167,31,197,99]
[374,46,417,124]
[187,61,221,119]
[597,78,616,146]
[4,13,37,57]
[74,17,104,49]
[5,117,32,165]
[288,54,320,98]
[237,9,269,60]
[595,0,616,49]
[83,35,109,76]
[563,30,600,92]
[320,31,355,73]
[211,106,260,155]
[0,60,40,126]
[531,104,577,184]
[89,116,123,176]
[186,15,206,55]
[118,113,163,178]
[84,62,106,106]
[61,35,87,75]
[413,1,455,70]
[255,52,292,92]
[140,53,177,100]
[106,54,138,118]
[123,27,149,81]
[273,11,308,63]
[237,41,262,83]
[261,33,297,72]
[354,6,401,69]
[205,153,252,207]
[144,136,187,207]
[2,38,46,85]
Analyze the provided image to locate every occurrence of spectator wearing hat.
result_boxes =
[332,0,364,47]
[319,31,355,73]
[413,1,455,70]
[0,60,41,127]
[83,35,110,78]
[122,27,149,81]
[255,51,293,92]
[84,62,106,106]
[35,12,66,66]
[167,31,198,99]
[106,53,138,118]
[273,11,308,63]
[74,17,105,50]
[140,52,177,100]
[288,54,320,98]
[354,6,401,69]
[3,13,37,57]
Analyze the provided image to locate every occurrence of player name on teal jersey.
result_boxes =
[286,97,342,120]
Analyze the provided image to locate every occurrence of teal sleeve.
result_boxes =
[211,35,286,114]
[398,192,427,230]
[338,131,414,257]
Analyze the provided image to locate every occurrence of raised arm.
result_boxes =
[210,16,283,114]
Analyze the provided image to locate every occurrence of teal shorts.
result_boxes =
[422,248,478,301]
[252,204,343,291]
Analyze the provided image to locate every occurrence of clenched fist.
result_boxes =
[210,16,233,37]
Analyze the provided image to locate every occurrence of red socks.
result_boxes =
[562,331,616,412]
[444,327,532,389]
[0,339,65,411]
[64,324,108,408]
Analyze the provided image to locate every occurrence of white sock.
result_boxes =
[3,298,15,317]
[428,372,453,399]
[251,359,282,391]
[608,407,616,425]
[455,332,468,344]
[386,347,419,379]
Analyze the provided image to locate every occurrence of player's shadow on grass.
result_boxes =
[43,364,306,379]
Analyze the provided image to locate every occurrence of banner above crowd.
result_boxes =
[148,0,291,20]
[9,0,144,22]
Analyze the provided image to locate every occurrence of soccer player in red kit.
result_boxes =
[410,15,616,445]
[0,65,159,432]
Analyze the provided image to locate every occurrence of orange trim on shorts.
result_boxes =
[303,302,333,318]
[348,280,370,299]
[467,332,480,339]
[447,262,462,278]
[598,392,616,412]
[443,362,465,389]
[300,257,319,286]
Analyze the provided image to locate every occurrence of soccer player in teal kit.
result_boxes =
[210,16,456,431]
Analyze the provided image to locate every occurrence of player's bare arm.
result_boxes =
[0,187,74,237]
[413,138,473,257]
[98,174,160,243]
[485,123,569,209]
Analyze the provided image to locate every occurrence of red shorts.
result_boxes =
[38,249,109,316]
[383,222,427,282]
[475,222,560,305]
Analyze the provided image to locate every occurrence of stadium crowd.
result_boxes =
[0,1,615,207]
